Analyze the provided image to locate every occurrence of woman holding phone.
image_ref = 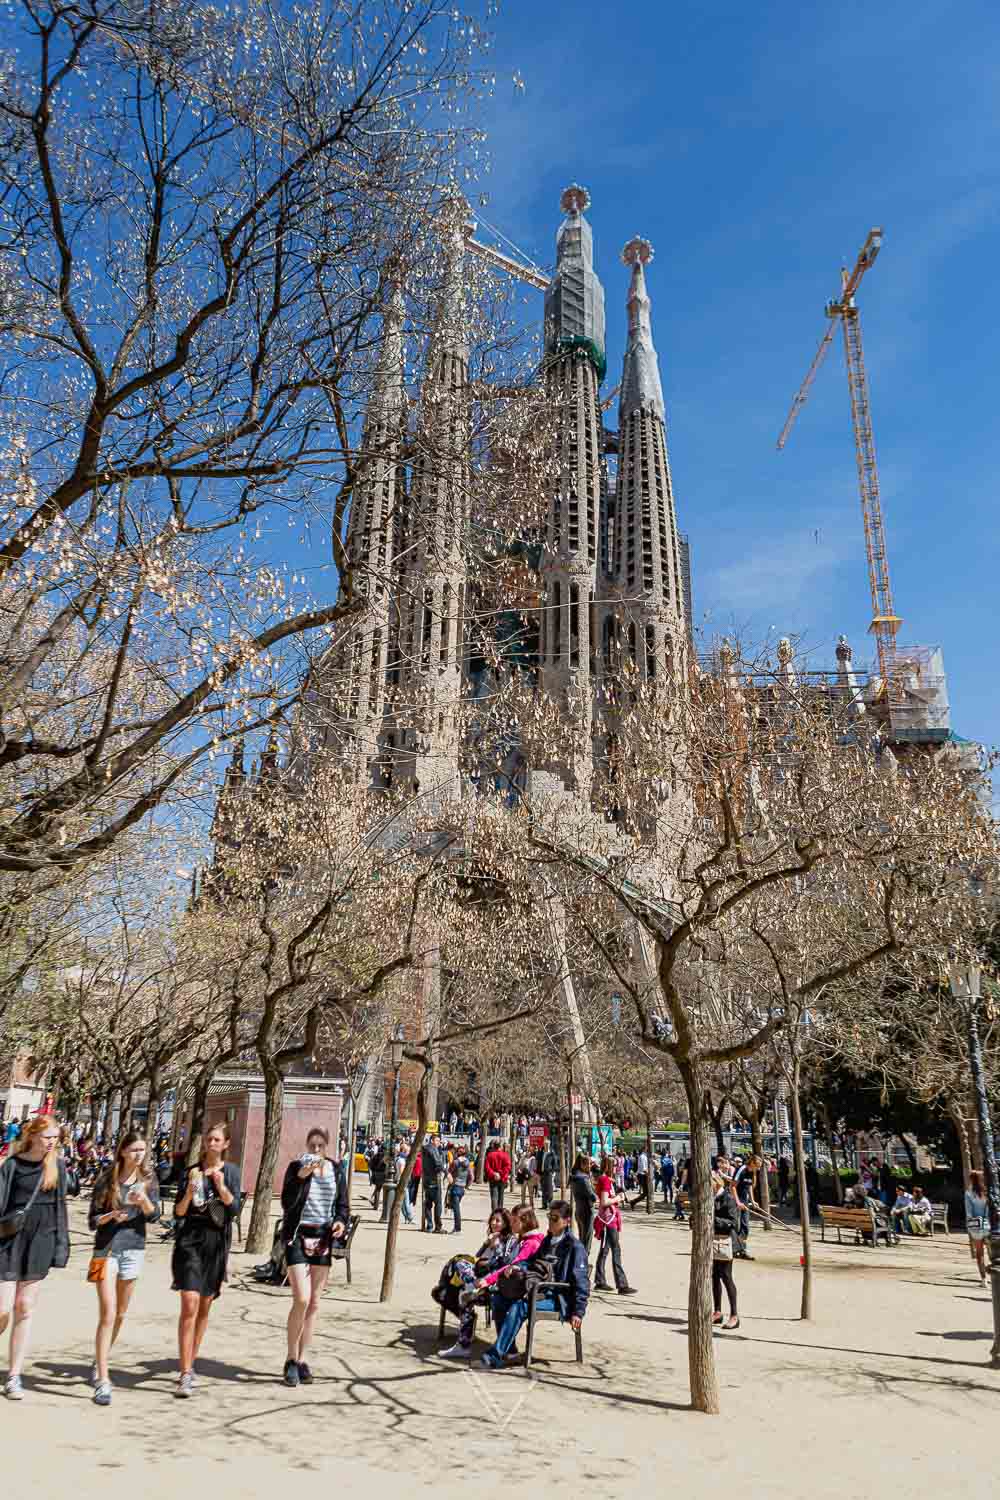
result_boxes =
[87,1132,160,1406]
[279,1128,349,1387]
[0,1115,71,1400]
[171,1121,240,1398]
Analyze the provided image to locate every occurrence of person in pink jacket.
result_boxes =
[475,1205,545,1292]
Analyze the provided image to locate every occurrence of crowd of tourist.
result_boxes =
[0,1110,991,1404]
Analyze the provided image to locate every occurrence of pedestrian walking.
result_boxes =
[368,1141,387,1210]
[660,1148,675,1205]
[484,1140,511,1212]
[569,1153,597,1255]
[593,1156,637,1295]
[538,1141,558,1209]
[733,1155,760,1260]
[0,1115,71,1400]
[628,1147,650,1209]
[965,1169,989,1287]
[395,1141,414,1223]
[711,1169,740,1330]
[777,1153,791,1206]
[87,1132,160,1407]
[171,1121,241,1398]
[421,1135,446,1232]
[279,1128,349,1387]
[448,1145,473,1233]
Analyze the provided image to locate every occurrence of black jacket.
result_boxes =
[368,1149,387,1185]
[88,1171,161,1252]
[569,1168,596,1211]
[713,1189,739,1238]
[0,1155,71,1268]
[523,1230,590,1321]
[539,1150,558,1177]
[421,1144,446,1183]
[174,1161,241,1237]
[280,1157,349,1241]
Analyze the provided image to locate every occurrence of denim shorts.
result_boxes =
[106,1247,145,1281]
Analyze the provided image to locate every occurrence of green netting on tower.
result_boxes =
[548,336,607,383]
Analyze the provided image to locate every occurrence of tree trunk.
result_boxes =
[789,1058,813,1321]
[645,1119,654,1214]
[246,1064,285,1255]
[948,1099,973,1187]
[708,1093,726,1158]
[381,1061,432,1302]
[679,1058,719,1415]
[117,1086,135,1142]
[344,1092,357,1198]
[188,1061,216,1158]
[896,1130,918,1175]
[820,1102,844,1204]
[474,1124,489,1184]
[145,1071,162,1141]
[750,1107,771,1229]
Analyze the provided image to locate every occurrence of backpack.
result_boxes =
[251,1217,289,1286]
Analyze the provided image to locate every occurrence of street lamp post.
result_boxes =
[380,1028,406,1225]
[949,964,1000,1367]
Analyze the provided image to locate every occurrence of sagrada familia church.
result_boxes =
[205,186,960,1136]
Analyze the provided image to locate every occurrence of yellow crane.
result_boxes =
[777,228,901,691]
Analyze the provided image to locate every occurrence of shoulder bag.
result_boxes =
[712,1233,734,1261]
[0,1163,46,1240]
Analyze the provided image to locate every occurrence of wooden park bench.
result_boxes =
[819,1204,897,1247]
[929,1202,950,1236]
[523,1279,584,1372]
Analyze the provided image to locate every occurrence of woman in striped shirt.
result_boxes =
[278,1129,349,1388]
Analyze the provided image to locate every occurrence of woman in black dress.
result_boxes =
[171,1121,240,1398]
[0,1115,71,1400]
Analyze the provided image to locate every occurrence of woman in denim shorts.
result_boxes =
[88,1133,160,1407]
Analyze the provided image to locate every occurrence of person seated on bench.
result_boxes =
[890,1185,914,1236]
[435,1208,518,1360]
[906,1185,933,1236]
[480,1200,589,1370]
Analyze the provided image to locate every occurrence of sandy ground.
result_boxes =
[3,1186,996,1500]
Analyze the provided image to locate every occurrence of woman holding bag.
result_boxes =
[593,1156,637,1294]
[87,1132,160,1406]
[0,1115,71,1399]
[279,1127,349,1388]
[711,1169,740,1330]
[171,1121,240,1398]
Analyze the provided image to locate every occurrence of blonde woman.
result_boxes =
[171,1121,240,1398]
[87,1132,160,1406]
[0,1115,71,1399]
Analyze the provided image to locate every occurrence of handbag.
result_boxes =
[0,1162,46,1240]
[87,1255,108,1283]
[712,1233,734,1261]
[207,1198,227,1230]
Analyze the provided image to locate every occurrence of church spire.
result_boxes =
[544,185,606,369]
[619,237,665,422]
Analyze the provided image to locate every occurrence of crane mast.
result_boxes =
[777,228,901,690]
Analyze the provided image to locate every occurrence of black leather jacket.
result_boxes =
[280,1157,349,1242]
[713,1189,739,1237]
[0,1155,70,1268]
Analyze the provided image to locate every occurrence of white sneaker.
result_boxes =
[93,1380,113,1407]
[4,1375,24,1400]
[175,1371,195,1399]
[439,1342,472,1359]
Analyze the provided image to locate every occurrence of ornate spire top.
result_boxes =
[622,236,654,269]
[560,183,591,216]
[618,235,664,422]
[835,634,852,664]
[545,183,605,366]
[777,636,793,667]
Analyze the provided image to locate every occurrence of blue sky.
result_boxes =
[470,0,1000,747]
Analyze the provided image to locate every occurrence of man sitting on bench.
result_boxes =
[480,1201,589,1369]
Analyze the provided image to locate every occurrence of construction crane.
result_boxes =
[776,228,901,691]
